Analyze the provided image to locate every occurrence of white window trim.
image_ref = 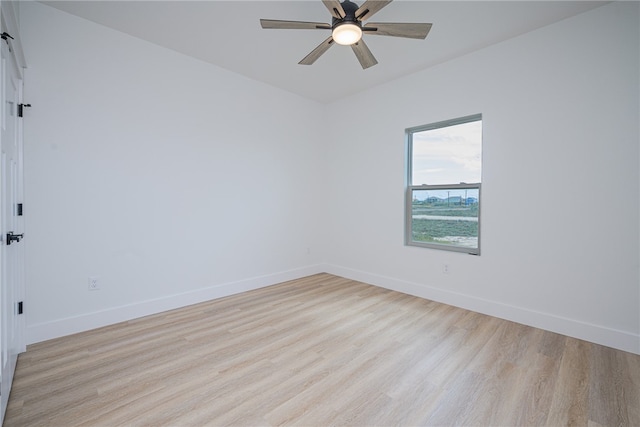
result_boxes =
[405,114,482,255]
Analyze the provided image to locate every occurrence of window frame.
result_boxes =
[405,114,482,255]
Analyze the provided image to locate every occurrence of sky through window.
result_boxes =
[411,120,482,186]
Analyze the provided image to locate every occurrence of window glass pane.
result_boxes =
[411,188,479,249]
[411,120,482,186]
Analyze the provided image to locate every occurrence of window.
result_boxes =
[405,114,482,254]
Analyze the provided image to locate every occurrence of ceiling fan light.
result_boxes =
[332,22,362,45]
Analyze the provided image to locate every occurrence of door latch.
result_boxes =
[6,232,23,245]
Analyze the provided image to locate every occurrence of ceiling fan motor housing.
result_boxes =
[332,0,361,29]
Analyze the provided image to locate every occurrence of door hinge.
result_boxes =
[1,32,13,53]
[18,104,31,118]
[16,203,23,216]
[17,301,23,315]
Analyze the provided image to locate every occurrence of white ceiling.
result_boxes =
[40,0,608,103]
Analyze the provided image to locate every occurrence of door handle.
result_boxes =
[6,232,23,245]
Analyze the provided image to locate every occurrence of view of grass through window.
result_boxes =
[411,188,479,248]
[406,115,482,254]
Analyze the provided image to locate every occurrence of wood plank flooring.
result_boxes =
[4,273,639,426]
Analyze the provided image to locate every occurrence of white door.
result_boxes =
[0,29,25,422]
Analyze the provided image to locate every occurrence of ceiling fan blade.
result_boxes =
[299,36,335,65]
[322,0,346,19]
[355,0,392,22]
[363,22,432,39]
[351,39,378,69]
[260,19,331,30]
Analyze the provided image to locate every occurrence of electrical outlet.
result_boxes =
[88,276,100,291]
[442,264,450,274]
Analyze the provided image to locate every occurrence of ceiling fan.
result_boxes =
[260,0,432,69]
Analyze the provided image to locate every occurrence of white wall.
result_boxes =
[20,2,639,354]
[21,2,327,343]
[323,1,639,354]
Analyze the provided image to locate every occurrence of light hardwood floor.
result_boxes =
[4,273,639,426]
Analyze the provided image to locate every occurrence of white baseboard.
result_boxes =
[27,263,640,355]
[26,264,326,345]
[324,264,640,355]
